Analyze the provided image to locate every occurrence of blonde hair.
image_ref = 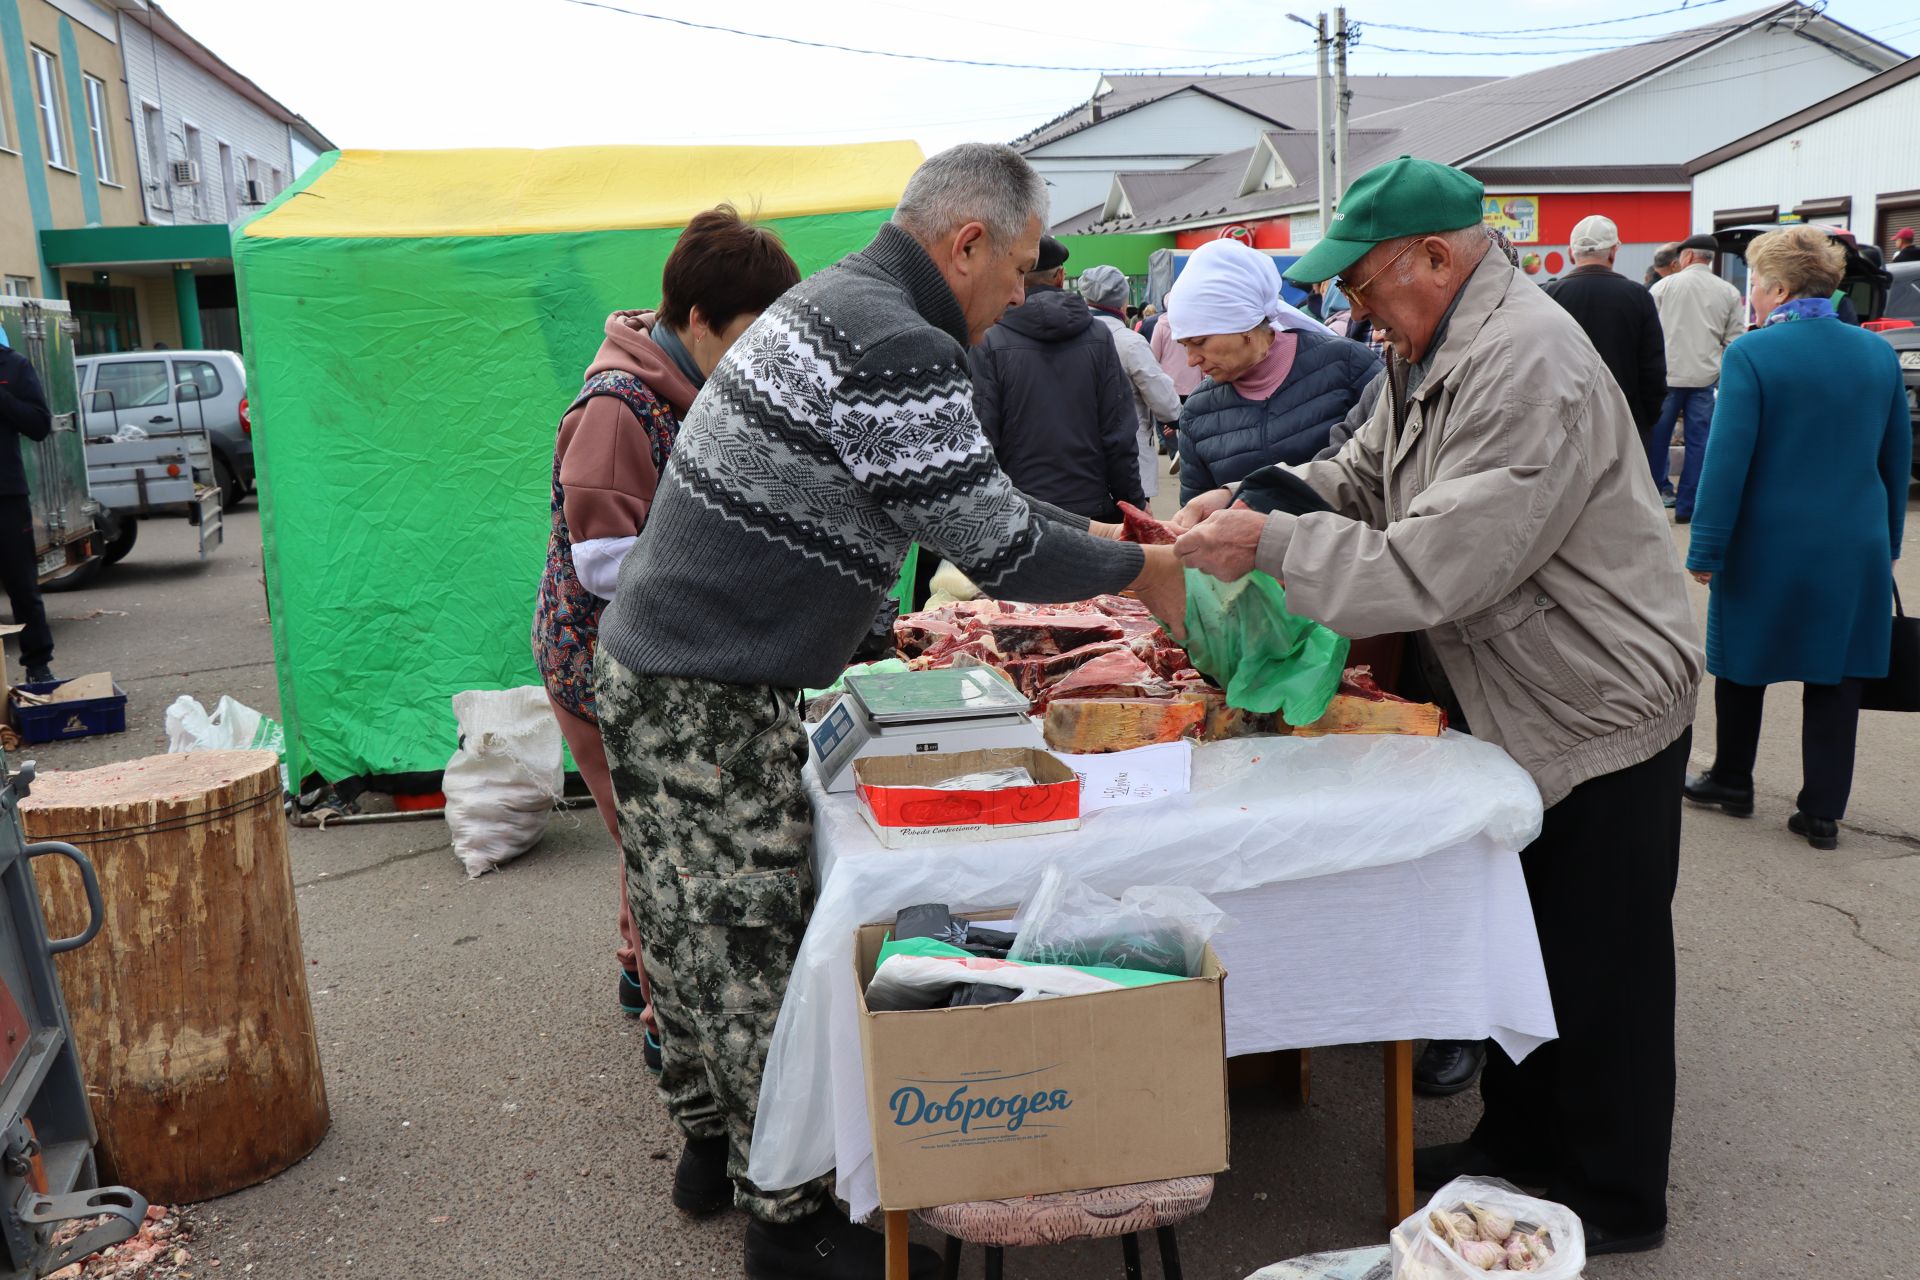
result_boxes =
[1744,225,1845,299]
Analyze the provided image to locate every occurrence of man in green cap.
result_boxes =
[1171,156,1703,1254]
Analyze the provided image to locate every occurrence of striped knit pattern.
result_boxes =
[598,223,1143,690]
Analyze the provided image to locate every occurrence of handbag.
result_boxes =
[1860,581,1920,713]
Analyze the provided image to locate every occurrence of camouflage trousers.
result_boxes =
[593,649,831,1225]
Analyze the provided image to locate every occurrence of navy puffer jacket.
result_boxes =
[1177,329,1381,505]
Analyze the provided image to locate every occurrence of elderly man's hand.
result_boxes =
[1175,507,1269,582]
[1690,569,1712,585]
[1170,486,1235,533]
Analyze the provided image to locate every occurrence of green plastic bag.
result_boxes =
[1179,569,1349,725]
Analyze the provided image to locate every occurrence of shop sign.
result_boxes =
[1483,195,1541,245]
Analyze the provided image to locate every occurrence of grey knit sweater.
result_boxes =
[599,222,1145,689]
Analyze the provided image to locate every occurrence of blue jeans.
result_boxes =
[1652,385,1714,517]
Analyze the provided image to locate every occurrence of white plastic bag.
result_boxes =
[1007,864,1232,977]
[1390,1178,1584,1278]
[165,694,290,792]
[444,687,564,878]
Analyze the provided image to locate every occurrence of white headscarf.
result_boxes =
[1165,238,1329,340]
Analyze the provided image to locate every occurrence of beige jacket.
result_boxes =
[1649,263,1745,388]
[1253,250,1703,807]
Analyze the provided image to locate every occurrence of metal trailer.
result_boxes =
[0,302,101,592]
[0,753,145,1277]
[77,371,223,569]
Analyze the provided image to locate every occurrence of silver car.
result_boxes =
[75,350,253,509]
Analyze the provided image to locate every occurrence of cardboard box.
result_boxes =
[854,921,1229,1210]
[854,747,1081,848]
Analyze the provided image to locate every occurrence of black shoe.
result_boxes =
[1674,515,1691,525]
[619,969,647,1015]
[744,1204,941,1279]
[1788,811,1839,850]
[673,1136,733,1217]
[1412,1039,1485,1097]
[1414,1141,1550,1192]
[642,1030,663,1075]
[1682,772,1754,817]
[22,665,52,685]
[1585,1220,1667,1255]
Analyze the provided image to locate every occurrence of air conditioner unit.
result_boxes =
[171,159,200,185]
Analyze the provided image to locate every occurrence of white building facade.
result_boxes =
[117,4,330,228]
[1689,58,1920,250]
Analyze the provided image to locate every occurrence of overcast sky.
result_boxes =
[160,0,1920,155]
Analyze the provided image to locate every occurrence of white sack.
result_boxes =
[444,687,563,878]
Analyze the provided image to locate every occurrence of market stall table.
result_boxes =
[749,731,1558,1253]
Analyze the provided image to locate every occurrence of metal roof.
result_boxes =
[1082,2,1902,234]
[1014,73,1493,154]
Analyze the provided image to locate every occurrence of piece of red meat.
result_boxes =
[1000,640,1127,700]
[1117,501,1179,546]
[1339,665,1409,703]
[1088,593,1152,616]
[894,615,963,658]
[987,613,1125,657]
[1045,649,1174,703]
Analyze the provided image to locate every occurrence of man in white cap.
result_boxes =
[1545,215,1668,475]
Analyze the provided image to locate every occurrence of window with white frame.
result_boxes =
[30,48,69,170]
[218,141,236,221]
[83,75,112,183]
[141,102,166,205]
[182,123,203,218]
[3,278,35,298]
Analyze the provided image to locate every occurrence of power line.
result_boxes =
[1368,0,1745,37]
[559,0,1311,73]
[854,0,1267,58]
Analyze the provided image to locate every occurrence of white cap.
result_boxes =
[1569,215,1619,256]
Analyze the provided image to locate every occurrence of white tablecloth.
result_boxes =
[746,732,1558,1221]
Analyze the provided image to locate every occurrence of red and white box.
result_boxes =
[853,747,1081,848]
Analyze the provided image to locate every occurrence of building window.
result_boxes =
[83,75,113,183]
[218,141,237,220]
[182,123,203,219]
[3,277,35,298]
[141,103,167,206]
[30,48,69,171]
[243,154,262,204]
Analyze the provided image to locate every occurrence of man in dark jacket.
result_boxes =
[1546,215,1667,462]
[0,329,54,682]
[969,236,1145,521]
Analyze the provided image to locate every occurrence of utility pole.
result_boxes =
[1333,7,1351,208]
[1288,12,1333,238]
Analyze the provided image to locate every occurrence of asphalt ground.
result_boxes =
[17,492,1920,1279]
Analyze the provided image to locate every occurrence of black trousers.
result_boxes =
[0,496,51,670]
[1709,676,1863,821]
[1471,730,1687,1236]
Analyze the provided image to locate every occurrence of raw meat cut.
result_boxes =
[999,641,1127,699]
[1046,650,1174,702]
[986,614,1124,656]
[1117,501,1179,545]
[1280,666,1448,737]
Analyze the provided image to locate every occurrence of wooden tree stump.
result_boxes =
[20,750,329,1202]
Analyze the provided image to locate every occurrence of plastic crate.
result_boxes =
[10,680,129,744]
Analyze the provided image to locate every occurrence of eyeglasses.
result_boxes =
[1335,237,1422,307]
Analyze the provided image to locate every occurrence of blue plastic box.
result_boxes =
[10,679,129,744]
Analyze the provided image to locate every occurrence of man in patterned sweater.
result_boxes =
[594,144,1184,1279]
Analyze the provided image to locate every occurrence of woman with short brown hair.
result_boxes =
[531,207,798,1099]
[1681,225,1910,849]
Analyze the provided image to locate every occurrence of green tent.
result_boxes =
[234,142,924,783]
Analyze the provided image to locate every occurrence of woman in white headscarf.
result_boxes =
[1165,238,1381,505]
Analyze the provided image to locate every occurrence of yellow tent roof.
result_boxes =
[243,141,924,240]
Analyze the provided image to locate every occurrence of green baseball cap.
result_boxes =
[1284,156,1485,284]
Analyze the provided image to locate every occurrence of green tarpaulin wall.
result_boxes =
[234,143,923,783]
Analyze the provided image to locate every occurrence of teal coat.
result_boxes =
[1685,317,1910,686]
